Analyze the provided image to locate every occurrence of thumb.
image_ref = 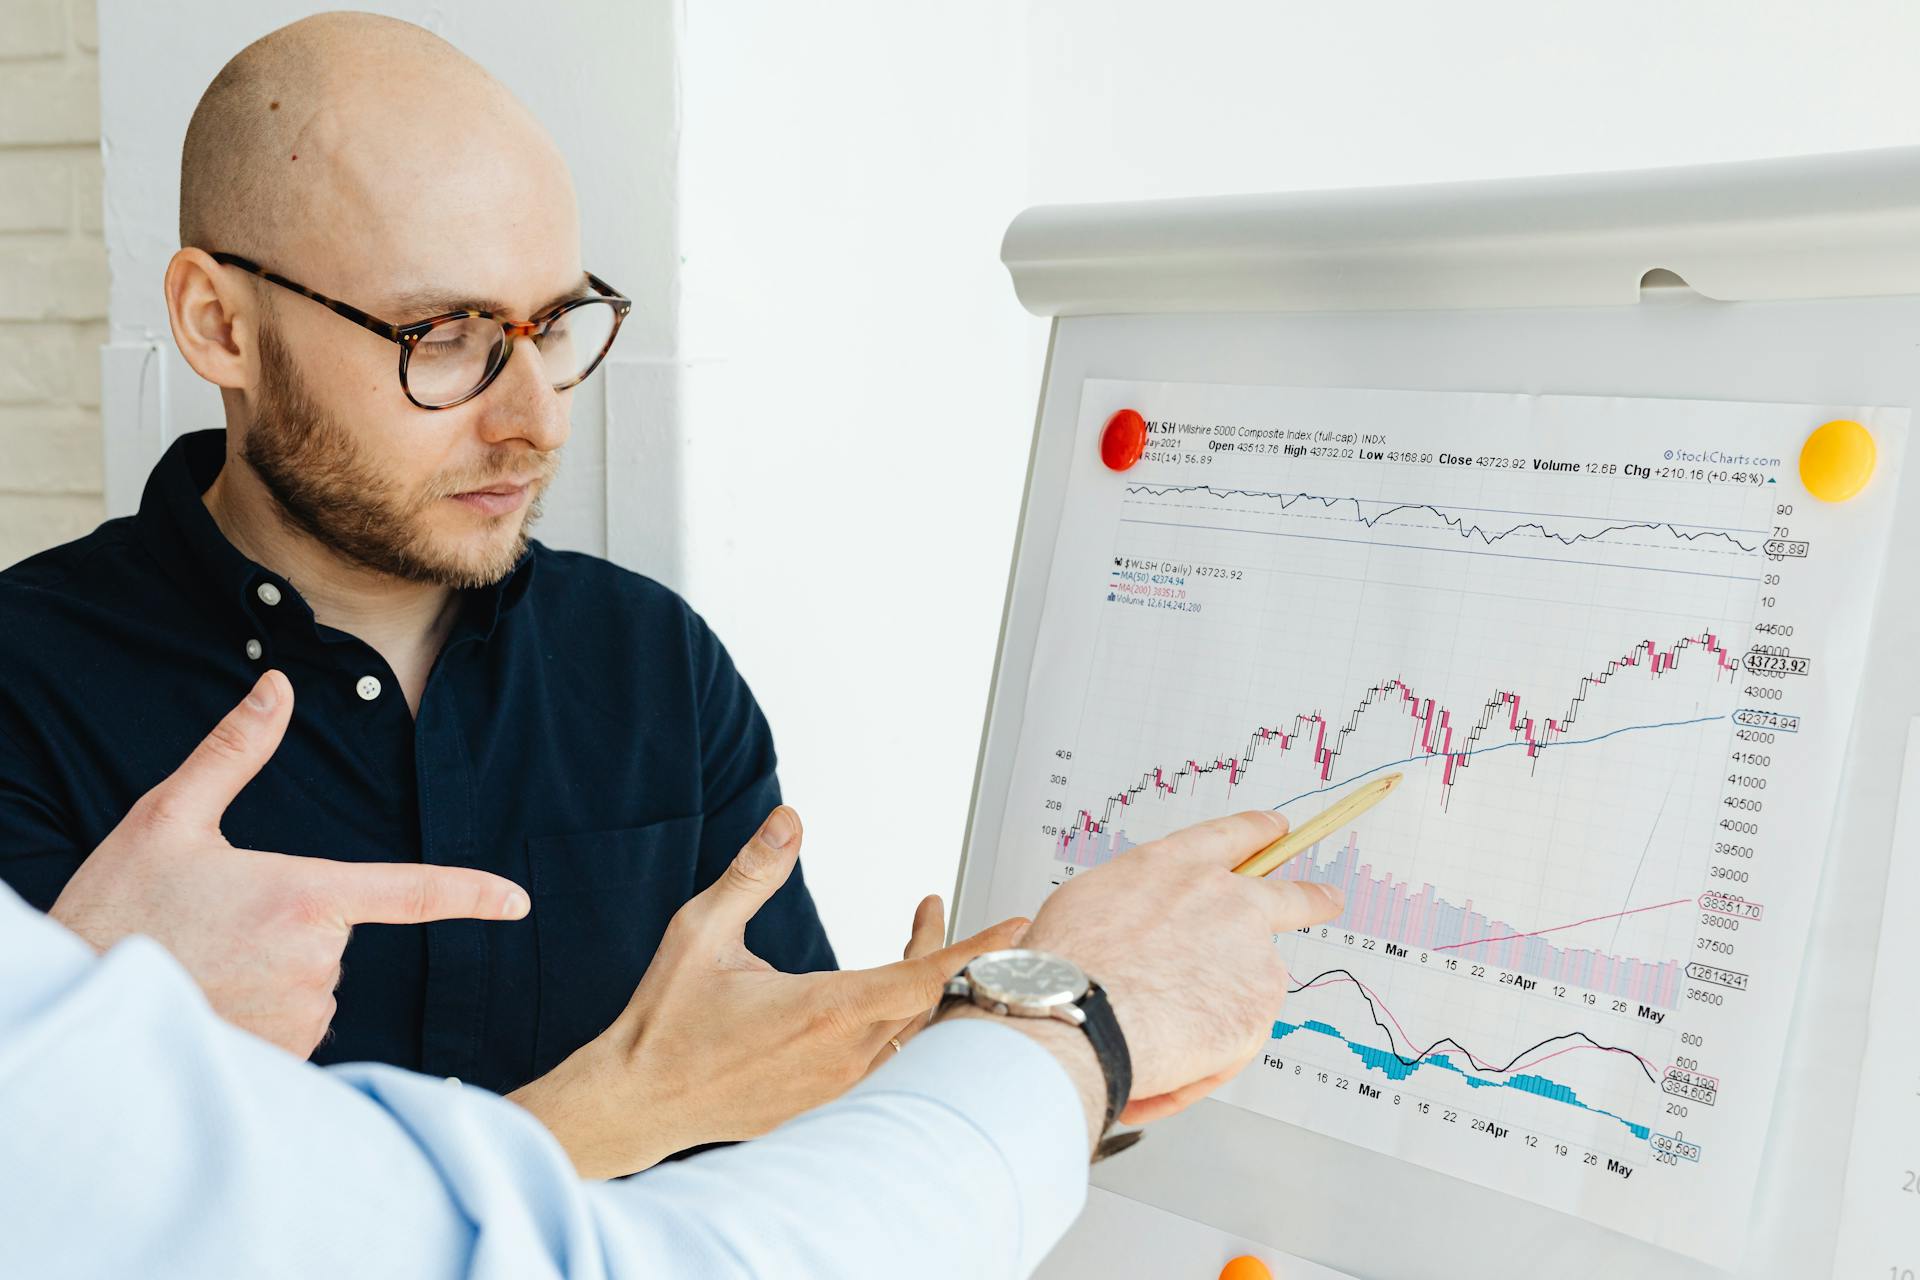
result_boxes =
[901,894,946,960]
[1163,809,1289,868]
[690,806,803,936]
[143,671,293,828]
[1120,1062,1245,1126]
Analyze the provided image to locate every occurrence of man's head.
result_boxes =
[168,12,589,588]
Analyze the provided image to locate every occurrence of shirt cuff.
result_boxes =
[848,1017,1090,1275]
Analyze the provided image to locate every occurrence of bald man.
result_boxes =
[0,13,1009,1175]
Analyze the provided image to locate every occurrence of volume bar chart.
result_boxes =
[1274,832,1686,1008]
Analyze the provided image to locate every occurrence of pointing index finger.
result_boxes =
[304,859,531,927]
[848,915,1026,1023]
[1250,876,1346,934]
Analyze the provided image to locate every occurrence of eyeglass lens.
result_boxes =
[405,299,620,407]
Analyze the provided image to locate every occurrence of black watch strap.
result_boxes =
[1077,982,1129,1128]
[1076,981,1143,1162]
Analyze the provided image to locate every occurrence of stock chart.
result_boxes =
[985,380,1904,1262]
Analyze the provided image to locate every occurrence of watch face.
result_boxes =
[966,949,1089,1011]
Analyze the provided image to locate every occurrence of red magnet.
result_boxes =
[1101,408,1148,471]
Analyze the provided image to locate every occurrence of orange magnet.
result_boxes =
[1101,408,1148,471]
[1219,1256,1273,1280]
[1798,419,1876,502]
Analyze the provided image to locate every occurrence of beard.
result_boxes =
[243,320,555,589]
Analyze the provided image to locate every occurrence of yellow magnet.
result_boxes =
[1798,419,1876,502]
[1219,1257,1273,1280]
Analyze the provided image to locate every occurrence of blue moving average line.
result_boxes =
[1125,483,1762,554]
[1271,713,1727,810]
[1271,1018,1653,1141]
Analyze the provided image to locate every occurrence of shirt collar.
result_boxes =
[136,429,537,645]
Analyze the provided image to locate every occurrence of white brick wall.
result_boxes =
[0,0,105,568]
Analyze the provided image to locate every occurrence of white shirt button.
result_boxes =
[256,582,282,606]
[355,675,382,701]
[244,639,263,660]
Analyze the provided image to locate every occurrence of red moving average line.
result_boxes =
[1431,897,1693,954]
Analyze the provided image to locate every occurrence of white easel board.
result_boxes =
[954,149,1920,1280]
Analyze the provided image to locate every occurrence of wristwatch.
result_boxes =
[939,948,1141,1160]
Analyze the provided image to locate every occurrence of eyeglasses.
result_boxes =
[210,251,632,411]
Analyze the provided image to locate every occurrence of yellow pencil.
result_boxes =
[1231,772,1404,878]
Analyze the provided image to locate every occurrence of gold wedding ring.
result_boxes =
[889,1036,903,1055]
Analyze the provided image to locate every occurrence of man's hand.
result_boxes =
[50,671,530,1057]
[508,806,1025,1179]
[943,810,1346,1145]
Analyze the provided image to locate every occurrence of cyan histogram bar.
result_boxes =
[1271,1017,1653,1141]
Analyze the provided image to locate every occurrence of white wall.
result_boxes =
[675,4,1032,965]
[1027,0,1920,204]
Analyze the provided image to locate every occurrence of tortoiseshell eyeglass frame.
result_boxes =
[209,250,633,411]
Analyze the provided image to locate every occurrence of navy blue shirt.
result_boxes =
[0,429,835,1093]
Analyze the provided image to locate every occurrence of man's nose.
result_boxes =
[475,334,572,453]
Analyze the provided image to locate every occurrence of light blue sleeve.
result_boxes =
[0,885,1089,1279]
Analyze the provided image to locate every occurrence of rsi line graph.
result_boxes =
[1274,968,1662,1140]
[1272,832,1687,1008]
[1123,483,1764,555]
[1287,968,1660,1083]
[1055,629,1737,860]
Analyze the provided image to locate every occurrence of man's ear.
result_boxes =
[164,248,256,390]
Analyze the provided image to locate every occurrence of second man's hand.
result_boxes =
[508,807,1026,1179]
[941,809,1348,1149]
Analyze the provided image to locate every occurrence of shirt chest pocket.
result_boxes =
[527,814,704,1075]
